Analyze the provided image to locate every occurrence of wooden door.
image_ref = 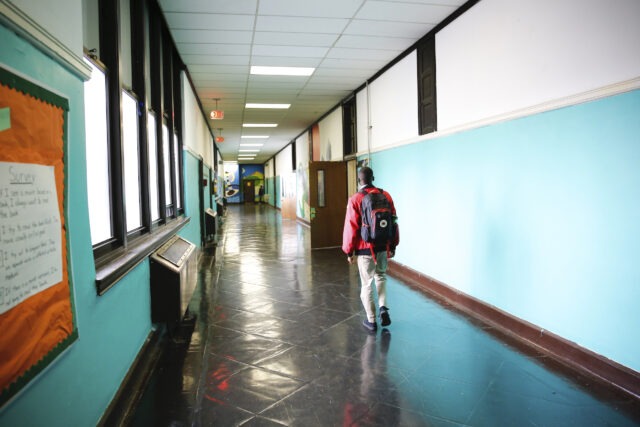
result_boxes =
[243,180,254,203]
[309,161,347,249]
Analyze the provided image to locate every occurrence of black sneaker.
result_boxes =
[380,306,391,326]
[362,319,377,332]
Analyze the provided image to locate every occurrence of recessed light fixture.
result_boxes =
[243,123,278,128]
[240,143,264,147]
[251,66,315,76]
[246,103,290,109]
[241,135,269,139]
[239,149,260,152]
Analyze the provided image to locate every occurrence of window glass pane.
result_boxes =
[82,0,100,58]
[122,91,141,231]
[173,133,181,210]
[83,59,112,245]
[147,113,160,221]
[162,124,172,206]
[119,0,132,88]
[317,170,325,207]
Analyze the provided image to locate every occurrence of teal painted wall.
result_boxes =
[178,151,202,247]
[275,175,282,209]
[266,176,276,206]
[0,24,152,426]
[370,90,640,372]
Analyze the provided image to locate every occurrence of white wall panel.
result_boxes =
[369,51,419,149]
[275,144,293,175]
[12,0,83,54]
[355,88,369,154]
[437,0,640,130]
[295,132,309,169]
[181,73,213,167]
[318,107,343,161]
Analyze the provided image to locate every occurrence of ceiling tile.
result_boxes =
[326,47,399,61]
[182,55,250,65]
[312,67,372,78]
[251,45,329,58]
[255,16,348,33]
[191,71,249,81]
[177,43,251,55]
[164,13,255,31]
[320,57,386,69]
[379,0,465,5]
[248,74,311,85]
[250,56,322,67]
[253,32,339,47]
[159,0,258,14]
[171,29,253,44]
[258,0,364,18]
[334,34,415,51]
[355,1,456,24]
[190,69,249,80]
[344,19,432,38]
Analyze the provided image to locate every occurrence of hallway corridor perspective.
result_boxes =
[132,206,640,426]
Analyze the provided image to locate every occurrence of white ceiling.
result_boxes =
[158,0,467,163]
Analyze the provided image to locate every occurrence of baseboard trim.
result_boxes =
[98,327,165,427]
[387,260,640,400]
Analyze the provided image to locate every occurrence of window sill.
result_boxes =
[95,216,190,295]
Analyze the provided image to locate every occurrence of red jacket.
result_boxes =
[342,185,399,255]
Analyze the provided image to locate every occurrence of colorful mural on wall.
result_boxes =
[296,164,310,221]
[240,165,265,203]
[224,163,240,203]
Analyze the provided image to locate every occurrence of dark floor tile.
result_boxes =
[260,383,373,427]
[203,366,304,414]
[257,344,350,381]
[131,206,640,427]
[240,415,288,426]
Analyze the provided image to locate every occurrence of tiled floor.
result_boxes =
[132,204,640,426]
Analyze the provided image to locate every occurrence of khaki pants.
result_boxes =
[357,253,388,323]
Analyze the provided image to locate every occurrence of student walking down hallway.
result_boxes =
[131,205,639,426]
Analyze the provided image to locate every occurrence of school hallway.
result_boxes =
[129,205,639,426]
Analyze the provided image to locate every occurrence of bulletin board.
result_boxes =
[0,66,78,406]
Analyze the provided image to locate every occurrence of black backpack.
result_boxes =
[360,187,395,247]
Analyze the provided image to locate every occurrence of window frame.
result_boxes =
[86,0,187,293]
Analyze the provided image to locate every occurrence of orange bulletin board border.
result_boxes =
[0,66,78,407]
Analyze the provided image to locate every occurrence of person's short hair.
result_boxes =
[358,166,374,184]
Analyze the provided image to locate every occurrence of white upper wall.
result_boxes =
[437,0,640,130]
[264,158,274,178]
[355,88,369,154]
[275,144,293,175]
[368,51,419,150]
[295,131,309,169]
[181,72,213,167]
[318,107,343,161]
[11,0,83,55]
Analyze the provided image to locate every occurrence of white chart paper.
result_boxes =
[0,162,62,314]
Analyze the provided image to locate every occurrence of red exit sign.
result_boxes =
[210,110,224,120]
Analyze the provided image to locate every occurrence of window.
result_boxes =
[162,123,173,211]
[147,112,160,222]
[83,59,112,245]
[122,90,141,232]
[83,0,186,293]
[173,133,182,210]
[417,35,437,135]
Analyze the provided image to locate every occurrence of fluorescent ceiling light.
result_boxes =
[240,144,264,147]
[246,103,290,109]
[241,135,269,139]
[243,123,278,128]
[251,66,314,76]
[239,149,260,152]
